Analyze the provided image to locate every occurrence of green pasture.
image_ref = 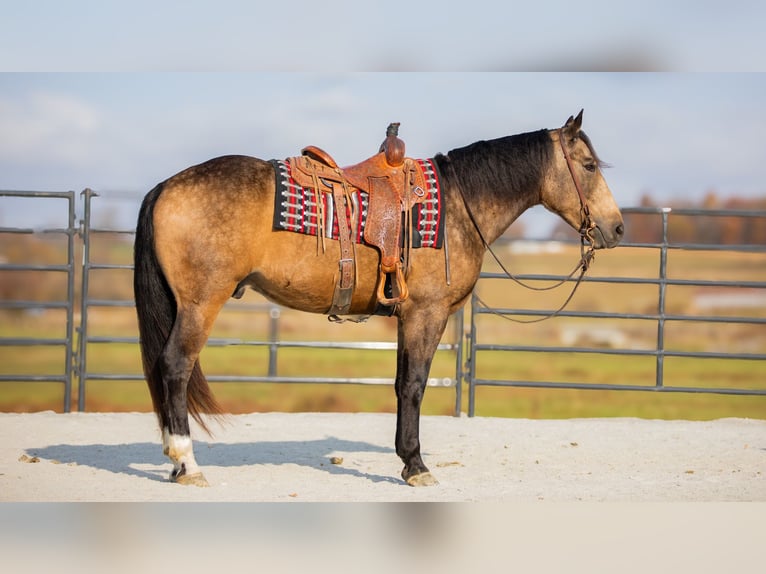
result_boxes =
[1,244,764,419]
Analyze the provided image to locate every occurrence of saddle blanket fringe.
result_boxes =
[270,158,444,249]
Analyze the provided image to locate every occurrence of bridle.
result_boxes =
[460,128,598,323]
[559,128,598,255]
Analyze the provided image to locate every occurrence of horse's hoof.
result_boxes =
[406,472,439,487]
[172,472,210,487]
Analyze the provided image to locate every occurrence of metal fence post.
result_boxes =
[63,191,77,412]
[268,304,280,377]
[76,188,97,412]
[655,207,671,389]
[467,293,479,417]
[453,307,464,417]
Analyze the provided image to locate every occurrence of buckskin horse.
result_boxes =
[134,110,624,487]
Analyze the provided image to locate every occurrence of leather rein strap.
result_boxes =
[460,128,597,323]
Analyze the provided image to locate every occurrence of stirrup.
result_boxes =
[376,265,409,306]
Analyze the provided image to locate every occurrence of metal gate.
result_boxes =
[2,191,764,415]
[75,190,463,414]
[0,190,77,410]
[466,206,766,416]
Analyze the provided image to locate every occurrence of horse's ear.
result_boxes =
[573,109,583,129]
[562,109,584,139]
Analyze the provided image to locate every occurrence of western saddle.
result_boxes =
[287,123,428,317]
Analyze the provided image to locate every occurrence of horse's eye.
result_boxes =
[584,163,597,173]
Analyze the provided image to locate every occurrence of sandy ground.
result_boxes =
[3,412,766,573]
[1,411,764,502]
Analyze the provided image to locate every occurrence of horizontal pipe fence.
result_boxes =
[2,191,764,416]
[76,189,463,414]
[466,206,766,416]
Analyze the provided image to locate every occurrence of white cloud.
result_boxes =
[0,91,101,167]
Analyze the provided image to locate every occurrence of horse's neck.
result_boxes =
[435,139,543,244]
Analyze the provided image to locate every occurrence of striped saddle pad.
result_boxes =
[271,157,444,250]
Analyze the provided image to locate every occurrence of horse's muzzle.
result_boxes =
[591,221,624,249]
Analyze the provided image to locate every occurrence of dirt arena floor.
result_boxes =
[2,412,764,573]
[1,411,764,502]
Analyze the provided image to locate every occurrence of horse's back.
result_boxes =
[161,154,274,199]
[154,154,274,225]
[150,155,276,294]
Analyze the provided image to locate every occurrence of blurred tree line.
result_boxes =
[2,192,764,307]
[0,234,72,306]
[0,231,134,308]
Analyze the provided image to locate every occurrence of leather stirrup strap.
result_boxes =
[328,182,355,315]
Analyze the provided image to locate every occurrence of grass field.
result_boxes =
[1,242,765,420]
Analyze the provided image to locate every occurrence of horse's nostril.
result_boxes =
[615,224,624,237]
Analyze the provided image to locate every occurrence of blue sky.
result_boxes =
[1,73,765,232]
[1,1,765,231]
[2,1,765,71]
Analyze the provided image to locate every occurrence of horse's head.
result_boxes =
[542,110,624,249]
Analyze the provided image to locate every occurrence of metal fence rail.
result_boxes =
[0,190,77,411]
[466,206,766,416]
[2,192,763,416]
[76,189,463,414]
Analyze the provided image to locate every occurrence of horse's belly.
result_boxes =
[240,244,382,315]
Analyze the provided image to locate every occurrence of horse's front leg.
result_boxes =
[394,308,449,486]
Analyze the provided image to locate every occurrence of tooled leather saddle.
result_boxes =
[286,123,429,317]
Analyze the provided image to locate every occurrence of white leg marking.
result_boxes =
[162,427,202,476]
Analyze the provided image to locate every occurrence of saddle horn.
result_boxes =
[379,122,405,167]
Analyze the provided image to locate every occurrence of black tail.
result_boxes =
[133,184,223,435]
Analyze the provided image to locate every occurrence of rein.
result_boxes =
[460,128,597,324]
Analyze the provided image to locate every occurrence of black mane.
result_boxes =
[433,129,552,203]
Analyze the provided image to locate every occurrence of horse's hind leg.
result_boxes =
[159,301,224,486]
